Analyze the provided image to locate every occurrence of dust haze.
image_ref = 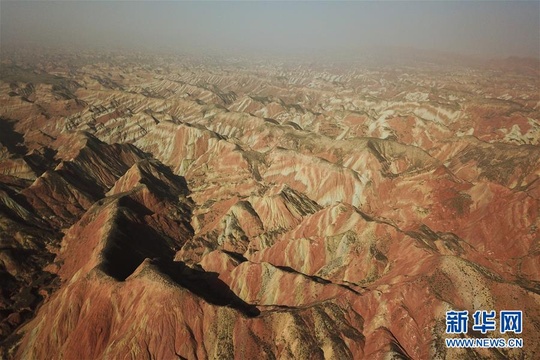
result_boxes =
[2,1,539,59]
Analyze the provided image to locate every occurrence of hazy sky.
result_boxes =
[2,1,539,58]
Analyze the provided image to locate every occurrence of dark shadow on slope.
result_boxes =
[0,225,60,350]
[152,258,260,318]
[275,265,331,284]
[23,147,58,177]
[99,197,176,281]
[221,250,248,263]
[378,327,413,360]
[0,118,59,177]
[0,184,50,229]
[99,156,194,280]
[95,172,258,317]
[0,119,27,156]
[56,161,107,199]
[54,133,148,199]
[516,278,540,295]
[274,264,361,295]
[136,159,191,198]
[100,225,171,282]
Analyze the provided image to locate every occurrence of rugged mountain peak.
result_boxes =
[1,51,538,358]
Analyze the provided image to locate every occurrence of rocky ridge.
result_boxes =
[0,51,539,359]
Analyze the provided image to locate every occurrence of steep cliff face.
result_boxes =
[0,52,539,359]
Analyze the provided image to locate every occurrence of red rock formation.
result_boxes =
[0,50,538,359]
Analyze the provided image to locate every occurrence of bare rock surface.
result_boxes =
[0,50,538,359]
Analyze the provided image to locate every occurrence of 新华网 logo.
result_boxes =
[444,310,523,349]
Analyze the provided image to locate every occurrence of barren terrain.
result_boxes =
[0,50,539,359]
